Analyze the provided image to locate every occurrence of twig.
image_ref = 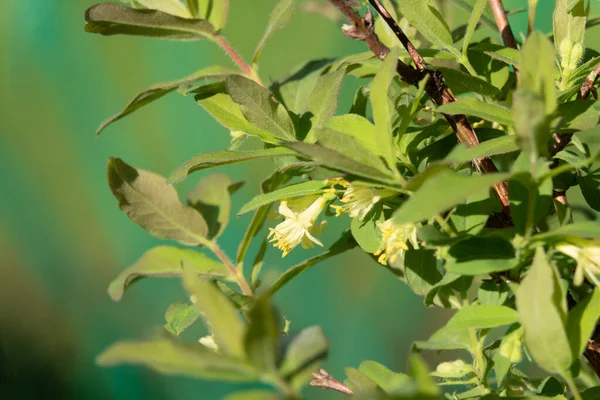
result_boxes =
[579,63,600,100]
[364,0,511,214]
[214,35,264,86]
[310,369,354,395]
[488,0,519,50]
[211,242,253,296]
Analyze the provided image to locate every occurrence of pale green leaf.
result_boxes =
[327,114,378,155]
[393,169,509,225]
[304,68,345,142]
[253,0,295,64]
[97,339,257,381]
[445,135,519,163]
[436,98,513,126]
[370,47,400,170]
[183,266,245,358]
[85,3,215,40]
[447,305,518,329]
[516,248,572,374]
[566,288,600,359]
[238,180,327,216]
[168,148,296,184]
[107,158,209,246]
[135,0,191,18]
[554,0,587,55]
[108,245,230,301]
[462,0,488,55]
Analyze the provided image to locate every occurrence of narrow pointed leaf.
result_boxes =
[566,288,600,359]
[437,98,513,126]
[462,0,488,55]
[85,3,215,40]
[253,0,295,64]
[238,180,327,215]
[108,246,230,301]
[97,66,234,135]
[97,339,257,381]
[183,266,245,357]
[135,0,191,18]
[445,135,519,163]
[168,148,296,184]
[447,305,518,329]
[305,68,345,141]
[244,296,279,371]
[107,158,209,245]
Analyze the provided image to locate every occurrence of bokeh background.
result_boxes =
[1,0,597,399]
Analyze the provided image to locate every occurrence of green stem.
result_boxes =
[212,35,264,86]
[434,214,456,237]
[211,242,253,296]
[565,374,583,400]
[541,156,595,181]
[461,55,479,77]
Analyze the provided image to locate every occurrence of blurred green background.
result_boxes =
[1,1,597,399]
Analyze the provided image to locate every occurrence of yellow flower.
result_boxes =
[268,196,328,257]
[373,219,418,265]
[332,182,396,221]
[556,241,600,286]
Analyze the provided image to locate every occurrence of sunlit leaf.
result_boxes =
[253,0,295,64]
[447,305,518,329]
[436,98,513,126]
[237,180,328,215]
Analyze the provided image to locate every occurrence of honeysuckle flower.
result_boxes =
[556,240,600,286]
[373,219,418,266]
[331,182,396,221]
[199,335,218,351]
[268,196,328,257]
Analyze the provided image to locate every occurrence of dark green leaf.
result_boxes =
[404,249,441,296]
[533,222,600,241]
[393,169,509,225]
[183,267,245,357]
[553,101,600,132]
[509,162,553,235]
[566,288,600,360]
[97,339,257,381]
[445,236,518,275]
[226,75,296,141]
[516,248,572,374]
[85,3,215,40]
[264,231,356,299]
[237,180,327,215]
[253,0,295,64]
[577,162,600,211]
[279,326,328,389]
[187,174,242,239]
[96,65,233,135]
[449,190,496,235]
[168,148,296,184]
[437,67,500,98]
[244,296,279,371]
[108,246,230,301]
[164,302,200,336]
[437,98,513,125]
[107,158,209,246]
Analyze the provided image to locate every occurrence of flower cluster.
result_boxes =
[556,240,600,286]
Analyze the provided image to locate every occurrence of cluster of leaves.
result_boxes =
[86,0,600,399]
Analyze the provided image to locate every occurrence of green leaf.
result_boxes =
[327,114,378,155]
[554,0,587,56]
[237,180,327,215]
[84,3,215,40]
[315,128,393,177]
[414,323,472,351]
[97,339,257,381]
[96,66,234,135]
[358,361,411,395]
[370,47,400,170]
[164,302,200,336]
[445,236,518,275]
[264,231,356,299]
[194,82,281,143]
[168,148,296,184]
[224,391,282,400]
[449,190,496,235]
[183,267,245,358]
[436,98,513,126]
[482,47,520,67]
[578,162,600,212]
[107,158,209,245]
[279,326,328,389]
[304,68,345,142]
[135,0,192,18]
[351,207,384,253]
[393,169,509,225]
[445,135,519,163]
[509,160,553,235]
[404,249,442,296]
[447,305,518,329]
[344,368,382,397]
[187,174,242,239]
[285,142,398,185]
[478,280,509,306]
[396,0,460,59]
[516,248,572,374]
[566,288,600,359]
[553,101,600,132]
[244,296,279,371]
[436,67,501,98]
[205,0,230,31]
[519,32,557,116]
[462,0,488,55]
[226,76,296,141]
[107,246,230,301]
[252,0,295,64]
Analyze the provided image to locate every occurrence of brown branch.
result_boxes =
[578,63,600,100]
[365,0,510,214]
[488,0,519,50]
[310,369,354,395]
